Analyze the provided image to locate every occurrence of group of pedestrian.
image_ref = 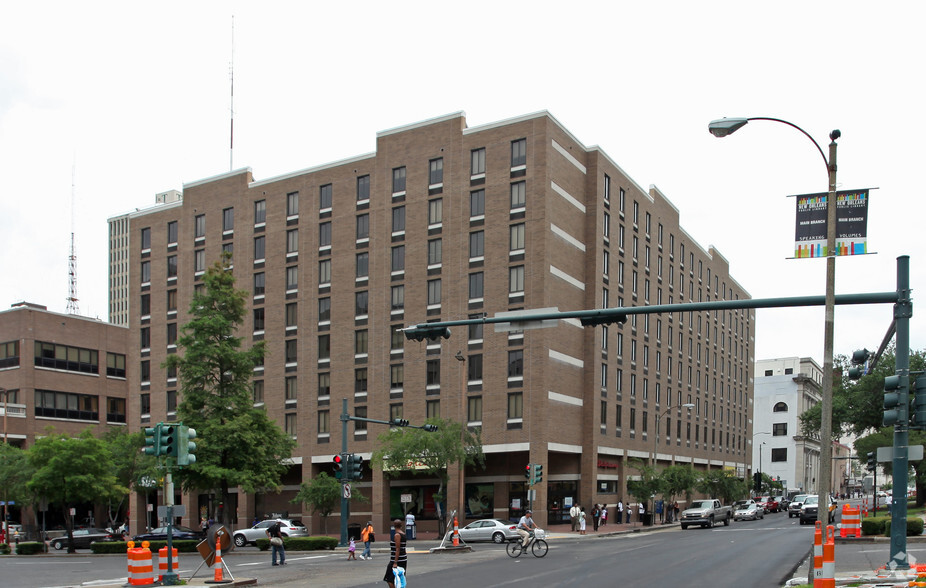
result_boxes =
[569,503,612,533]
[339,518,408,587]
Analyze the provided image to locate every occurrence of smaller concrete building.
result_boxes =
[753,357,823,494]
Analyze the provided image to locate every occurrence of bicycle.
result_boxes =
[506,528,548,558]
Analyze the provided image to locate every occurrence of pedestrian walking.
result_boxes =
[570,503,580,532]
[601,505,608,526]
[384,519,407,588]
[405,511,416,540]
[591,504,600,532]
[579,507,587,535]
[638,501,645,524]
[617,500,624,525]
[267,520,286,566]
[348,537,357,560]
[360,520,374,560]
[626,503,631,524]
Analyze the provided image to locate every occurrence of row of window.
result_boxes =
[33,341,125,378]
[34,389,126,423]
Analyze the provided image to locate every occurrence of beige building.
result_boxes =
[110,111,755,534]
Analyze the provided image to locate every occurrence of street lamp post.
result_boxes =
[1,387,7,543]
[652,403,694,469]
[454,351,466,521]
[709,117,839,530]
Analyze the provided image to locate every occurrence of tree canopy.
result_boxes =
[164,258,294,524]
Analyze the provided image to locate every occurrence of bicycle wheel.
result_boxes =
[507,541,524,558]
[531,539,548,558]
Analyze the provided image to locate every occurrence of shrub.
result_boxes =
[0,543,9,555]
[883,518,924,537]
[862,517,888,536]
[15,542,46,555]
[255,536,337,551]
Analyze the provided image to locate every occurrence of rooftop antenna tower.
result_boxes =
[229,15,235,171]
[66,159,79,315]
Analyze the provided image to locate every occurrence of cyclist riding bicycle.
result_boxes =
[517,509,537,551]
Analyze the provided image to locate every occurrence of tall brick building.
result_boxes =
[110,111,755,533]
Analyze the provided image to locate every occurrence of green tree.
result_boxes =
[101,428,159,531]
[371,418,483,535]
[660,464,698,505]
[0,443,33,538]
[292,472,368,535]
[26,429,125,553]
[696,469,748,505]
[625,459,662,513]
[164,258,295,525]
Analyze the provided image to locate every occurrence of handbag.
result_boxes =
[270,536,283,546]
[368,530,375,542]
[394,566,406,588]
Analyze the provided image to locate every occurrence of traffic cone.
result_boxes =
[452,515,459,547]
[213,541,224,582]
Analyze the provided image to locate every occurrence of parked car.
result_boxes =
[233,518,308,547]
[775,495,788,511]
[133,525,206,542]
[799,495,837,525]
[732,500,764,521]
[765,496,781,513]
[458,519,520,544]
[51,528,116,550]
[788,494,808,518]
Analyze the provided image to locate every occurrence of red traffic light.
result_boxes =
[333,454,343,468]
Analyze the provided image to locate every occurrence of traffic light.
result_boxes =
[161,424,178,458]
[525,463,533,484]
[144,426,159,455]
[349,454,364,480]
[333,454,344,479]
[532,464,543,484]
[178,426,197,466]
[753,472,761,493]
[422,424,439,432]
[867,451,876,472]
[392,418,410,427]
[579,312,628,327]
[847,349,870,380]
[404,325,452,342]
[883,375,905,427]
[912,375,926,429]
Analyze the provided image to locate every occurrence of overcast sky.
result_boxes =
[1,1,923,366]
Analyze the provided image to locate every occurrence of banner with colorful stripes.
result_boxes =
[794,189,870,258]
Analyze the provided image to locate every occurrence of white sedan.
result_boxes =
[458,519,520,544]
[733,500,764,521]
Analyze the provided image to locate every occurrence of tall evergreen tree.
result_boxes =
[164,258,294,525]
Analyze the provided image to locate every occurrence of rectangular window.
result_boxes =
[285,376,298,400]
[140,261,151,284]
[287,191,299,217]
[140,327,150,349]
[470,190,485,217]
[511,138,527,167]
[141,227,151,250]
[510,223,525,252]
[319,223,331,248]
[468,354,483,381]
[316,411,327,436]
[355,330,368,355]
[319,259,331,285]
[428,239,442,266]
[508,349,523,378]
[167,289,177,312]
[427,279,441,306]
[357,175,370,202]
[354,406,368,432]
[285,339,297,363]
[470,231,484,259]
[604,174,611,202]
[140,293,151,316]
[468,396,482,423]
[356,214,370,240]
[391,245,405,272]
[392,206,406,233]
[392,166,406,193]
[510,181,526,209]
[319,184,332,210]
[222,242,233,262]
[254,236,265,261]
[771,448,788,462]
[390,404,404,423]
[604,212,610,238]
[318,334,330,360]
[318,373,330,397]
[106,352,126,378]
[195,249,205,273]
[509,266,524,294]
[469,272,484,300]
[426,359,440,387]
[355,368,368,393]
[253,308,265,332]
[253,381,264,404]
[286,302,298,327]
[287,229,299,254]
[318,298,331,322]
[508,392,523,419]
[195,214,205,238]
[167,221,178,245]
[391,364,404,389]
[254,199,266,224]
[356,252,369,278]
[391,285,405,311]
[471,148,486,176]
[428,198,443,225]
[355,291,369,317]
[140,360,150,382]
[223,208,234,232]
[772,423,788,436]
[253,272,265,295]
[286,266,298,290]
[429,158,443,185]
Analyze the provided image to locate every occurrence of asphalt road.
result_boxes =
[0,512,815,588]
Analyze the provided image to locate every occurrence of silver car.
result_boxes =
[233,518,308,547]
[458,519,520,544]
[733,500,764,521]
[788,494,808,518]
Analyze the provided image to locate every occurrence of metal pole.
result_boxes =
[163,471,178,585]
[816,135,838,528]
[890,255,911,569]
[339,398,349,547]
[456,353,466,523]
[1,388,6,544]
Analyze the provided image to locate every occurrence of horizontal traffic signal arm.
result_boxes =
[340,412,438,432]
[403,291,899,338]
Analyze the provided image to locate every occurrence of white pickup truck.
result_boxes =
[680,499,733,529]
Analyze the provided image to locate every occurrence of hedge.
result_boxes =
[883,518,924,537]
[862,517,889,536]
[14,542,46,555]
[255,536,338,551]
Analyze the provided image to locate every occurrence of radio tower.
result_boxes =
[66,161,79,315]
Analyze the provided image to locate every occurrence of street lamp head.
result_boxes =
[682,403,694,409]
[708,117,749,138]
[829,129,841,141]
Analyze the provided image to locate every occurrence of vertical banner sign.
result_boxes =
[794,189,870,258]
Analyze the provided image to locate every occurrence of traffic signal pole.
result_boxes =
[889,255,912,570]
[339,398,350,547]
